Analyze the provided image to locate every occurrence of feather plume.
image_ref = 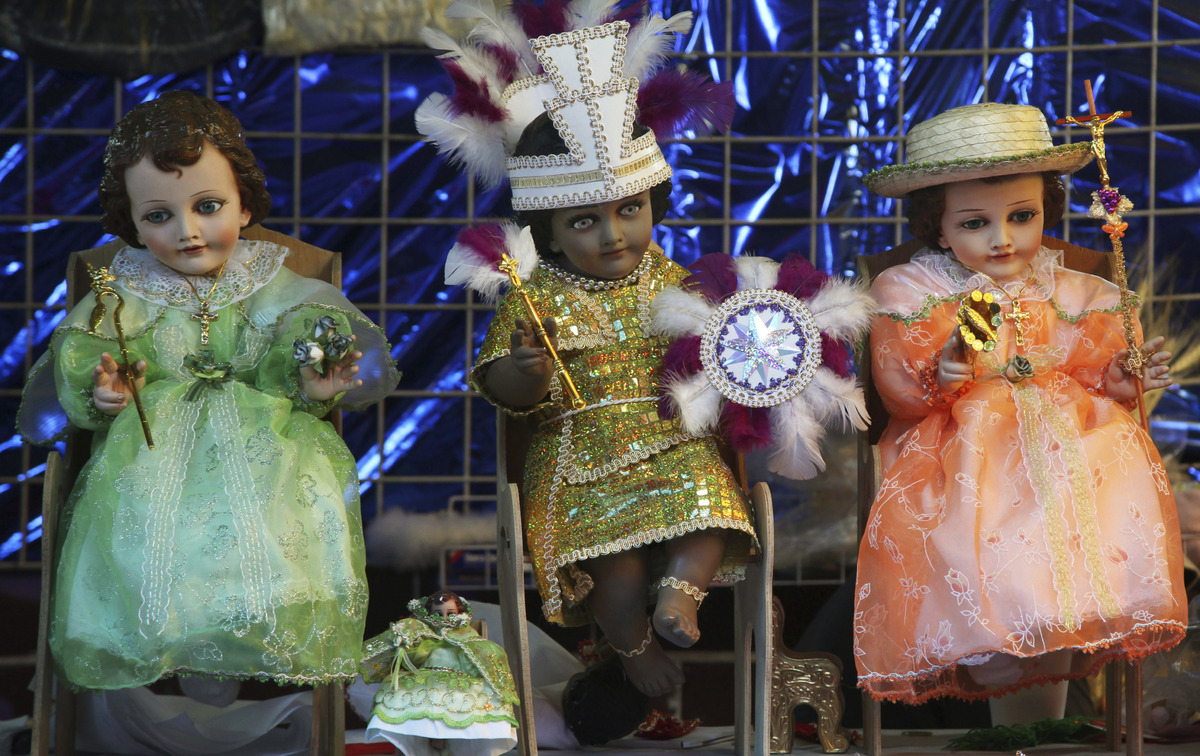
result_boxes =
[775,254,828,298]
[568,0,619,29]
[513,0,571,38]
[421,26,464,55]
[415,96,508,187]
[766,397,827,480]
[666,372,722,435]
[804,370,869,432]
[638,69,735,138]
[659,335,704,382]
[819,333,854,379]
[805,277,876,341]
[421,28,517,91]
[448,0,538,75]
[734,255,779,291]
[444,222,537,302]
[445,61,506,122]
[623,12,693,82]
[721,402,774,452]
[503,222,539,280]
[680,253,739,304]
[649,286,713,337]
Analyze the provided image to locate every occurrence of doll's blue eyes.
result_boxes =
[142,199,225,224]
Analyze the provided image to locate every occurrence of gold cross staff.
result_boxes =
[86,263,155,448]
[1057,80,1148,427]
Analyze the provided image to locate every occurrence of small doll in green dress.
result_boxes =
[361,591,519,756]
[420,2,757,722]
[18,91,400,699]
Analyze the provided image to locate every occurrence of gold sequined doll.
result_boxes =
[416,0,757,734]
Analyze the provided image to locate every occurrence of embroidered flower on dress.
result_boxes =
[203,524,238,560]
[276,522,309,562]
[315,510,346,544]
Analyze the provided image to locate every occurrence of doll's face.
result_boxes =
[431,599,458,617]
[547,190,653,280]
[124,141,251,276]
[937,174,1045,282]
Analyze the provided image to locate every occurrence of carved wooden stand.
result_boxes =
[770,596,851,753]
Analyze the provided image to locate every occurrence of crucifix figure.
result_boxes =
[1006,299,1031,347]
[193,304,218,346]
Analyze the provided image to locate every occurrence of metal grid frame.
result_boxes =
[3,0,1199,571]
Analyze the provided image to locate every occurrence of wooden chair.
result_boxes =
[495,409,778,756]
[855,235,1140,756]
[31,224,345,756]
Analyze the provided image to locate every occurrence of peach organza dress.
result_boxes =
[854,247,1187,704]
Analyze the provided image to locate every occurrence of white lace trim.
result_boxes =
[112,240,289,312]
[911,246,1060,302]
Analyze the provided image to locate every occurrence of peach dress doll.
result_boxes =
[853,103,1187,708]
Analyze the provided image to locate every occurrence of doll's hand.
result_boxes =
[1106,335,1174,403]
[509,317,558,378]
[937,330,974,393]
[300,334,364,402]
[92,352,146,416]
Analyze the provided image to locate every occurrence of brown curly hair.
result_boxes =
[512,112,671,255]
[906,172,1067,251]
[99,90,271,247]
[424,590,464,615]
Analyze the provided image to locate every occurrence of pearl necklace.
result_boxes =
[539,251,652,291]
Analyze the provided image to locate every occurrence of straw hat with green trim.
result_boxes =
[864,103,1094,198]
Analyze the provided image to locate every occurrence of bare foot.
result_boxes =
[617,643,684,698]
[653,588,701,648]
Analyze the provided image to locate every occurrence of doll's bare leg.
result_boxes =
[653,530,727,648]
[585,549,684,698]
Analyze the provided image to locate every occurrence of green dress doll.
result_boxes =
[361,592,519,756]
[17,91,400,693]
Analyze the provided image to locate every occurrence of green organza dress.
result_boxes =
[361,600,518,756]
[18,239,400,690]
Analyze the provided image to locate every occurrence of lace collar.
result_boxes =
[111,239,290,311]
[911,246,1059,303]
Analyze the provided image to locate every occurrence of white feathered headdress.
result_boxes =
[651,253,875,480]
[416,0,734,209]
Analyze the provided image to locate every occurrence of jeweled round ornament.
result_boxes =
[699,288,822,407]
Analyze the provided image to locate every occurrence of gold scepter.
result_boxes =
[497,253,585,410]
[86,263,155,448]
[1057,80,1147,427]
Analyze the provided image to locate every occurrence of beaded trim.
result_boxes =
[654,576,708,607]
[615,623,654,658]
[539,249,653,291]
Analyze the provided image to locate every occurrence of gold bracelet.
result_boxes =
[654,576,709,607]
[615,623,654,658]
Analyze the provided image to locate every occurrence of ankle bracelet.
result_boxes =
[615,623,654,658]
[654,576,708,607]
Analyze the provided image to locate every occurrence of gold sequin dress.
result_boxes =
[472,245,757,626]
